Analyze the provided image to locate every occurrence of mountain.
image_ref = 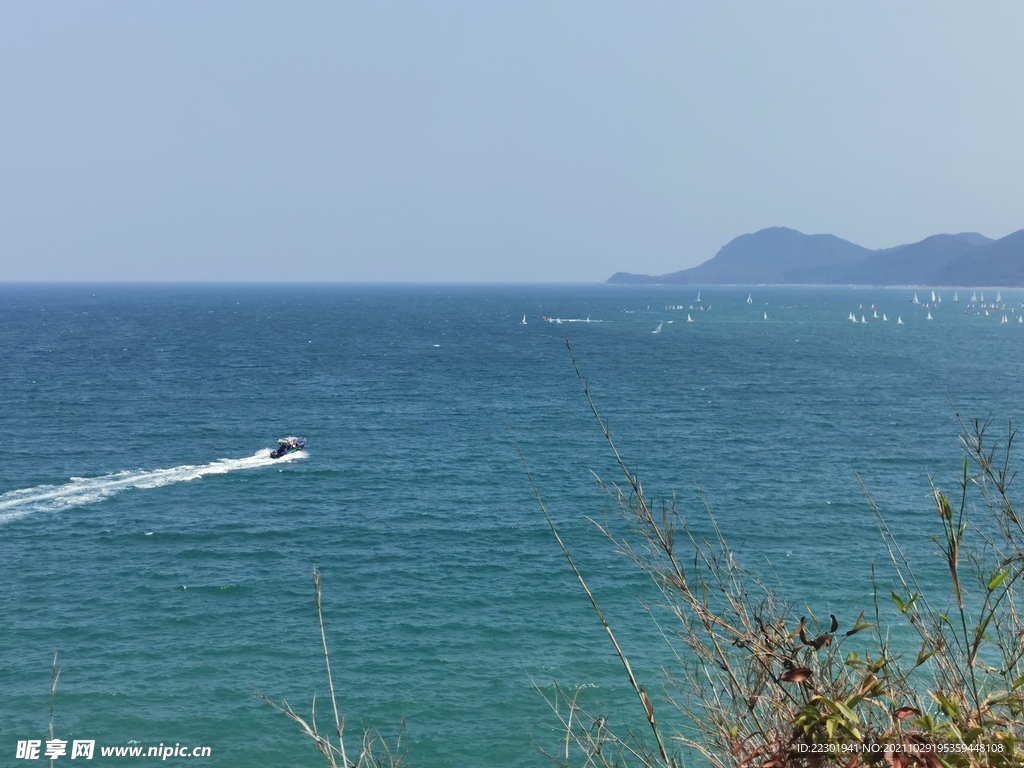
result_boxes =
[606,227,1024,286]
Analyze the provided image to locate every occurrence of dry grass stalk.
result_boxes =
[49,652,60,768]
[258,566,406,768]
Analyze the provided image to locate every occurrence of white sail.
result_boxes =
[747,294,753,304]
[883,314,888,321]
[764,311,768,320]
[927,312,933,320]
[861,315,866,323]
[954,291,959,302]
[972,291,978,302]
[521,314,527,325]
[652,323,662,334]
[873,310,879,318]
[696,291,701,302]
[687,314,693,322]
[981,291,985,302]
[997,291,1003,303]
[849,312,857,322]
[931,291,937,302]
[897,316,904,324]
[912,293,920,304]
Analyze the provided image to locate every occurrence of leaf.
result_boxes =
[916,640,936,667]
[844,612,874,637]
[891,590,918,614]
[988,568,1010,592]
[781,667,812,683]
[932,691,960,719]
[894,706,919,721]
[891,590,907,613]
[835,699,860,724]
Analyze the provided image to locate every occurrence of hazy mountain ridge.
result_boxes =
[607,227,1024,285]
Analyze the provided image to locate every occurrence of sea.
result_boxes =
[2,284,1023,766]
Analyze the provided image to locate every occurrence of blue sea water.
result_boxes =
[2,284,1024,766]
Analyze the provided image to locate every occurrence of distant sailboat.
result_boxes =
[873,310,879,318]
[997,291,1003,303]
[1002,315,1009,324]
[931,291,937,303]
[653,323,663,334]
[981,291,985,302]
[849,312,857,322]
[521,314,527,325]
[687,314,693,322]
[747,294,753,304]
[927,312,933,320]
[897,316,904,324]
[883,314,888,321]
[985,310,991,317]
[861,315,866,323]
[972,291,978,302]
[953,291,959,302]
[764,311,768,320]
[912,293,920,304]
[696,291,701,302]
[1019,315,1022,324]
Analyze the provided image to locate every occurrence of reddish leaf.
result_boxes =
[781,667,812,683]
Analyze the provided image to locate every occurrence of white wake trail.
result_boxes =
[0,449,303,524]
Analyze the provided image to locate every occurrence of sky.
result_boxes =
[1,2,1023,283]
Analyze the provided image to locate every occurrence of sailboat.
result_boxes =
[927,312,933,320]
[897,316,904,324]
[1019,315,1022,324]
[652,323,663,334]
[972,291,978,302]
[521,314,527,325]
[696,291,701,302]
[873,310,879,318]
[997,291,1003,303]
[931,291,937,303]
[883,314,888,321]
[912,293,920,304]
[848,312,857,322]
[763,311,768,320]
[981,291,985,302]
[687,314,693,322]
[861,315,866,323]
[1002,315,1009,324]
[747,294,753,304]
[954,291,959,302]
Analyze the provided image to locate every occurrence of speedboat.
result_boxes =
[271,437,306,459]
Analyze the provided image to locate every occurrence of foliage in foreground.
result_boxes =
[529,345,1024,767]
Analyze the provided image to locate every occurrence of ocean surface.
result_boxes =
[2,284,1024,766]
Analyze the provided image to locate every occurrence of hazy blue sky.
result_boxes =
[2,3,1023,282]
